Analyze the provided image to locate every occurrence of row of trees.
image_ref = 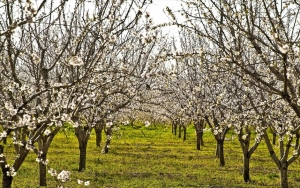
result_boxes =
[1,0,300,188]
[147,1,300,187]
[0,0,171,187]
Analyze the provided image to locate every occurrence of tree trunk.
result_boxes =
[174,124,177,136]
[219,139,225,166]
[2,172,13,188]
[200,132,204,146]
[280,162,288,188]
[95,126,103,147]
[178,126,182,138]
[215,140,220,158]
[243,153,250,182]
[39,154,47,186]
[183,126,186,141]
[104,126,112,154]
[79,142,87,172]
[196,132,201,150]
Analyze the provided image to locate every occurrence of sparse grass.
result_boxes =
[3,125,300,187]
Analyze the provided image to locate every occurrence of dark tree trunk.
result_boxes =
[79,142,87,172]
[200,132,204,146]
[183,126,186,141]
[174,124,177,136]
[3,137,7,144]
[95,126,103,147]
[178,126,182,138]
[215,140,220,158]
[195,119,205,150]
[2,172,13,188]
[196,132,201,150]
[280,162,289,188]
[39,154,47,186]
[243,153,251,182]
[219,139,225,166]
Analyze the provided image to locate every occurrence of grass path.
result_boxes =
[8,125,300,187]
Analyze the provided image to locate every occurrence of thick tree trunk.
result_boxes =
[174,124,177,135]
[280,162,288,188]
[219,139,225,166]
[39,155,47,186]
[2,173,13,188]
[243,153,250,182]
[79,142,87,172]
[183,126,186,141]
[95,127,103,147]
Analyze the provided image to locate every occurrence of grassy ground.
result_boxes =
[4,124,300,187]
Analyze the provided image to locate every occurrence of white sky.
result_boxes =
[147,0,183,36]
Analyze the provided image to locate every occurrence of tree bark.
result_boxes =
[215,140,220,158]
[95,126,103,147]
[280,162,289,188]
[200,132,204,146]
[219,139,225,166]
[79,142,87,172]
[39,154,47,186]
[178,125,182,138]
[183,126,186,141]
[243,153,251,182]
[196,132,201,150]
[2,172,13,188]
[104,126,112,154]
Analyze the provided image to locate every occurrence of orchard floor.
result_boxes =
[7,124,300,187]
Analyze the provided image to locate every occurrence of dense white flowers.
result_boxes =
[57,170,71,182]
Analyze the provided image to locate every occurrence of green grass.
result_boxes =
[3,125,300,187]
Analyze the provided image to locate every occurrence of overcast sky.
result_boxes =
[147,0,183,36]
